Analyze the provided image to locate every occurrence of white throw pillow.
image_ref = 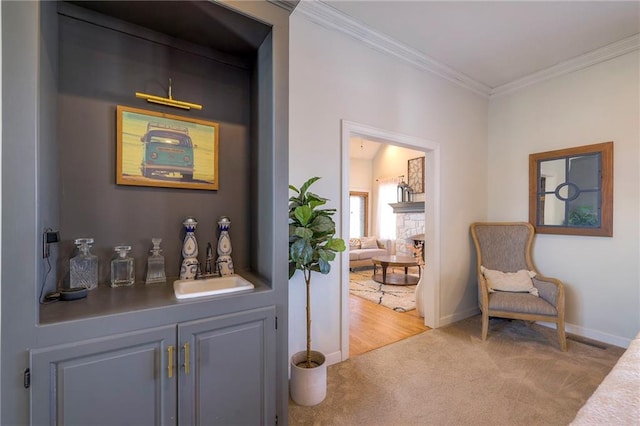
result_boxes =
[480,266,539,297]
[359,236,378,250]
[349,238,361,249]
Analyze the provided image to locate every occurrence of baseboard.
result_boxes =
[536,321,631,349]
[325,350,343,366]
[440,308,631,349]
[439,307,480,327]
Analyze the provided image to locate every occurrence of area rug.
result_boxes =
[349,271,416,312]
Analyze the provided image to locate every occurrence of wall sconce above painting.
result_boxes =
[529,141,613,237]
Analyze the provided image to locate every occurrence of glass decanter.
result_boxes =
[110,245,135,287]
[145,238,166,284]
[70,238,98,290]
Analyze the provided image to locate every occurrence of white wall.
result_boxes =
[488,52,640,345]
[289,13,488,362]
[349,157,372,193]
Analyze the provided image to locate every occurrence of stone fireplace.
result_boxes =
[395,212,425,255]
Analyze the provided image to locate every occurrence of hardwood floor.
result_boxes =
[349,293,429,357]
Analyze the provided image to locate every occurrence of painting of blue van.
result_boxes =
[117,105,219,190]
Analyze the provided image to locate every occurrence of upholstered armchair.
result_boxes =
[470,222,567,351]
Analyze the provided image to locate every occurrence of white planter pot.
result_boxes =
[290,350,327,406]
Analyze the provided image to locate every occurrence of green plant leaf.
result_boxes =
[318,257,331,274]
[295,227,313,240]
[294,205,313,226]
[326,238,346,252]
[290,238,313,265]
[298,177,321,196]
[310,215,334,234]
[317,248,336,262]
[288,184,300,194]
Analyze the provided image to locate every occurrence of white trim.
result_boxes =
[294,0,491,97]
[293,1,640,99]
[266,0,297,14]
[439,307,481,328]
[324,350,342,367]
[537,321,632,349]
[341,120,442,362]
[491,34,640,98]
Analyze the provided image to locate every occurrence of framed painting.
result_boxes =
[116,105,219,190]
[407,156,425,194]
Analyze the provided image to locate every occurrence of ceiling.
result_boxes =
[69,1,272,59]
[349,136,383,160]
[323,0,639,90]
[333,1,638,158]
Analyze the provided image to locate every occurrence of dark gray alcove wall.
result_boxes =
[56,13,254,285]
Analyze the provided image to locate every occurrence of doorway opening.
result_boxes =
[340,121,441,361]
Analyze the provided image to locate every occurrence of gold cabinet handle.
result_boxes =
[167,345,174,378]
[183,342,190,375]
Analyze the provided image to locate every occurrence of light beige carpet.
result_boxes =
[289,315,625,425]
[349,271,416,312]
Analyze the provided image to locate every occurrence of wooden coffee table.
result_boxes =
[371,255,420,285]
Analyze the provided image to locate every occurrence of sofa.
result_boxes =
[571,332,640,425]
[349,237,392,270]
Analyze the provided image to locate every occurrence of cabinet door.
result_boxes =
[178,306,276,425]
[30,325,177,425]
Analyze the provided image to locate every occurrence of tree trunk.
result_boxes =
[305,269,312,368]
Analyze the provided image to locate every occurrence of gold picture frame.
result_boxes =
[116,105,219,190]
[407,156,425,194]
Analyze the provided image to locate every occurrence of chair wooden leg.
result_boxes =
[557,320,567,352]
[481,311,489,341]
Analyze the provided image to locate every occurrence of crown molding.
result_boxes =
[491,34,640,98]
[294,0,492,97]
[295,1,640,100]
[266,0,299,14]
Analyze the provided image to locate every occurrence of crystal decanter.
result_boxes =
[145,238,166,284]
[70,238,98,290]
[111,245,135,287]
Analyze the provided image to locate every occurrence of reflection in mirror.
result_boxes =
[538,154,600,227]
[529,142,613,237]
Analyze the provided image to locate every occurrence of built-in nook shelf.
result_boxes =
[3,1,289,423]
[389,202,425,213]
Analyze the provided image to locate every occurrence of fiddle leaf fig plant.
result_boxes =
[289,177,346,367]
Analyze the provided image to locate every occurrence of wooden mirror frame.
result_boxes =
[529,141,613,237]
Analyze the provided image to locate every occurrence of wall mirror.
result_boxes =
[529,141,613,237]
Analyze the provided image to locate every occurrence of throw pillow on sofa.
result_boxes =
[359,236,378,250]
[349,238,361,249]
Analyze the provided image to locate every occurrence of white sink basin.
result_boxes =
[173,275,254,299]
